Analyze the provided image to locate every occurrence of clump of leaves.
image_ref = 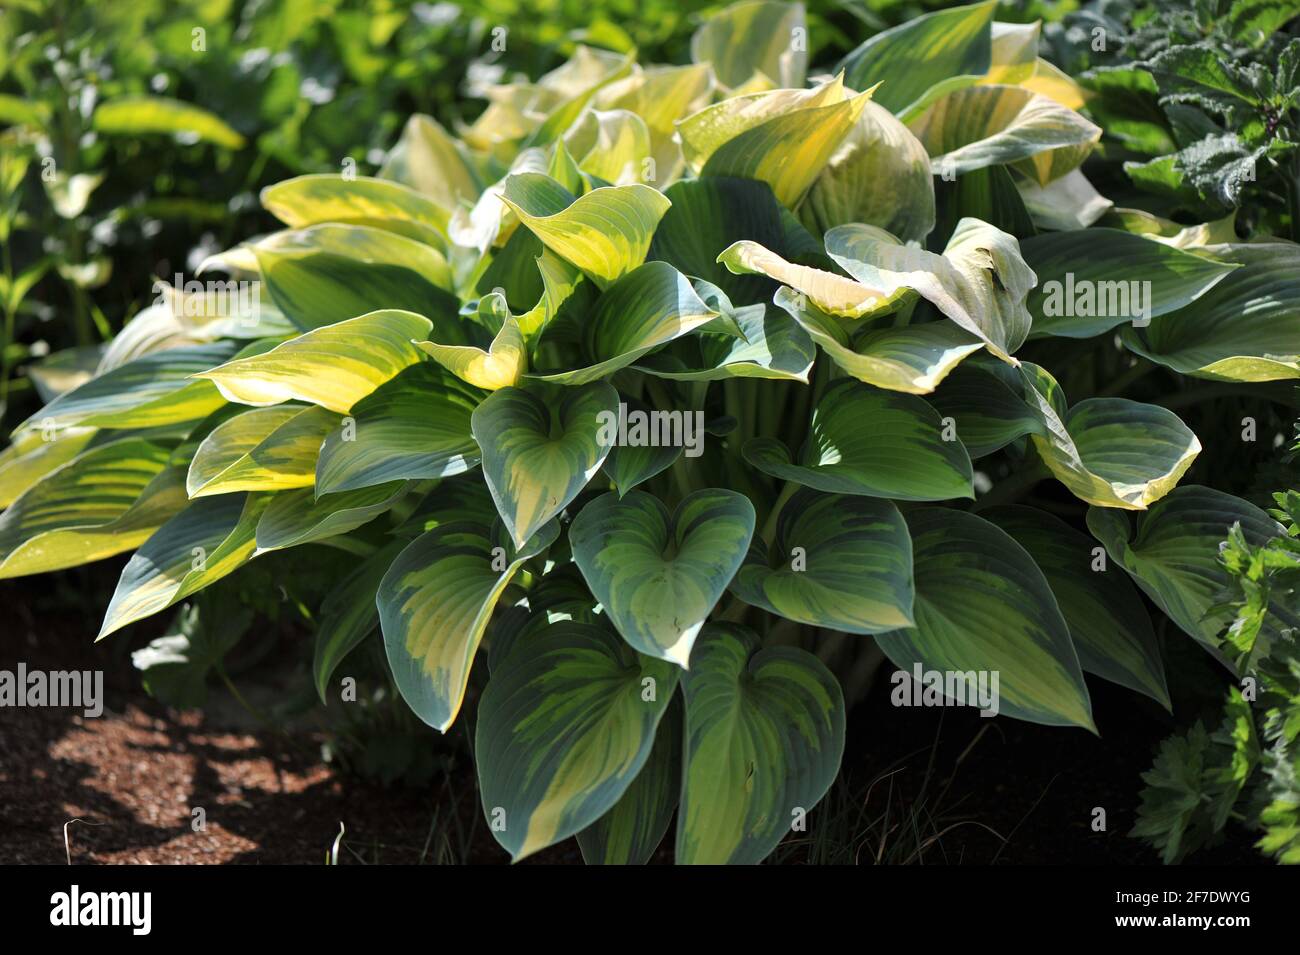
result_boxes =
[1135,424,1300,864]
[1046,0,1300,236]
[1,1,1298,865]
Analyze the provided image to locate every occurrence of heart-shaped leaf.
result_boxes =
[471,381,618,548]
[476,621,679,861]
[379,518,558,731]
[987,505,1169,708]
[315,362,483,494]
[570,488,756,666]
[676,623,844,864]
[875,508,1094,729]
[1087,486,1285,653]
[730,489,914,633]
[744,378,974,501]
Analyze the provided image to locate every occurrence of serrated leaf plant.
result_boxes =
[2,1,1298,864]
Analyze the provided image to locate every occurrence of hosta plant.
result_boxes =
[2,1,1298,864]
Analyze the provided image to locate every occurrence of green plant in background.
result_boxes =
[1,0,1298,864]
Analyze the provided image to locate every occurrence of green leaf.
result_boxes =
[93,96,245,149]
[197,310,433,414]
[187,406,337,497]
[926,359,1045,458]
[772,288,982,394]
[876,508,1095,729]
[0,426,98,508]
[801,100,937,244]
[379,518,558,731]
[601,397,683,496]
[577,697,682,865]
[499,173,670,289]
[0,441,184,578]
[987,505,1169,708]
[379,113,481,214]
[99,493,269,638]
[1018,363,1200,510]
[730,489,913,632]
[315,362,482,495]
[695,77,872,208]
[839,0,996,116]
[743,378,974,501]
[529,261,717,385]
[249,224,455,331]
[254,482,408,552]
[133,595,251,708]
[416,305,528,391]
[1024,229,1238,339]
[1087,486,1285,652]
[635,282,814,382]
[313,540,406,703]
[260,174,451,246]
[570,488,756,666]
[16,341,243,434]
[690,0,807,89]
[476,621,679,861]
[910,85,1101,185]
[1122,243,1300,382]
[471,382,618,548]
[676,623,844,864]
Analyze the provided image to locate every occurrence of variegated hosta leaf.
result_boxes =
[0,426,97,508]
[260,174,451,247]
[838,0,997,117]
[563,109,652,185]
[982,21,1040,85]
[1023,228,1238,339]
[717,239,892,319]
[1087,486,1286,653]
[730,488,913,632]
[908,84,1101,185]
[570,489,756,666]
[99,493,268,638]
[801,100,936,244]
[635,281,814,382]
[593,63,714,182]
[1018,362,1199,510]
[647,176,809,308]
[1121,243,1300,382]
[0,441,183,578]
[690,0,807,89]
[313,539,407,703]
[601,397,682,497]
[249,224,455,331]
[416,296,527,390]
[315,362,482,495]
[987,505,1169,708]
[476,621,679,861]
[378,518,558,731]
[498,173,670,289]
[772,287,982,394]
[826,218,1036,363]
[471,382,618,548]
[187,406,337,498]
[16,341,244,434]
[686,76,873,209]
[926,359,1045,458]
[1102,208,1238,250]
[875,508,1094,728]
[378,113,482,215]
[254,481,408,553]
[530,261,718,385]
[577,697,682,865]
[197,310,433,414]
[513,249,587,343]
[1017,169,1112,232]
[677,623,844,864]
[744,378,974,501]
